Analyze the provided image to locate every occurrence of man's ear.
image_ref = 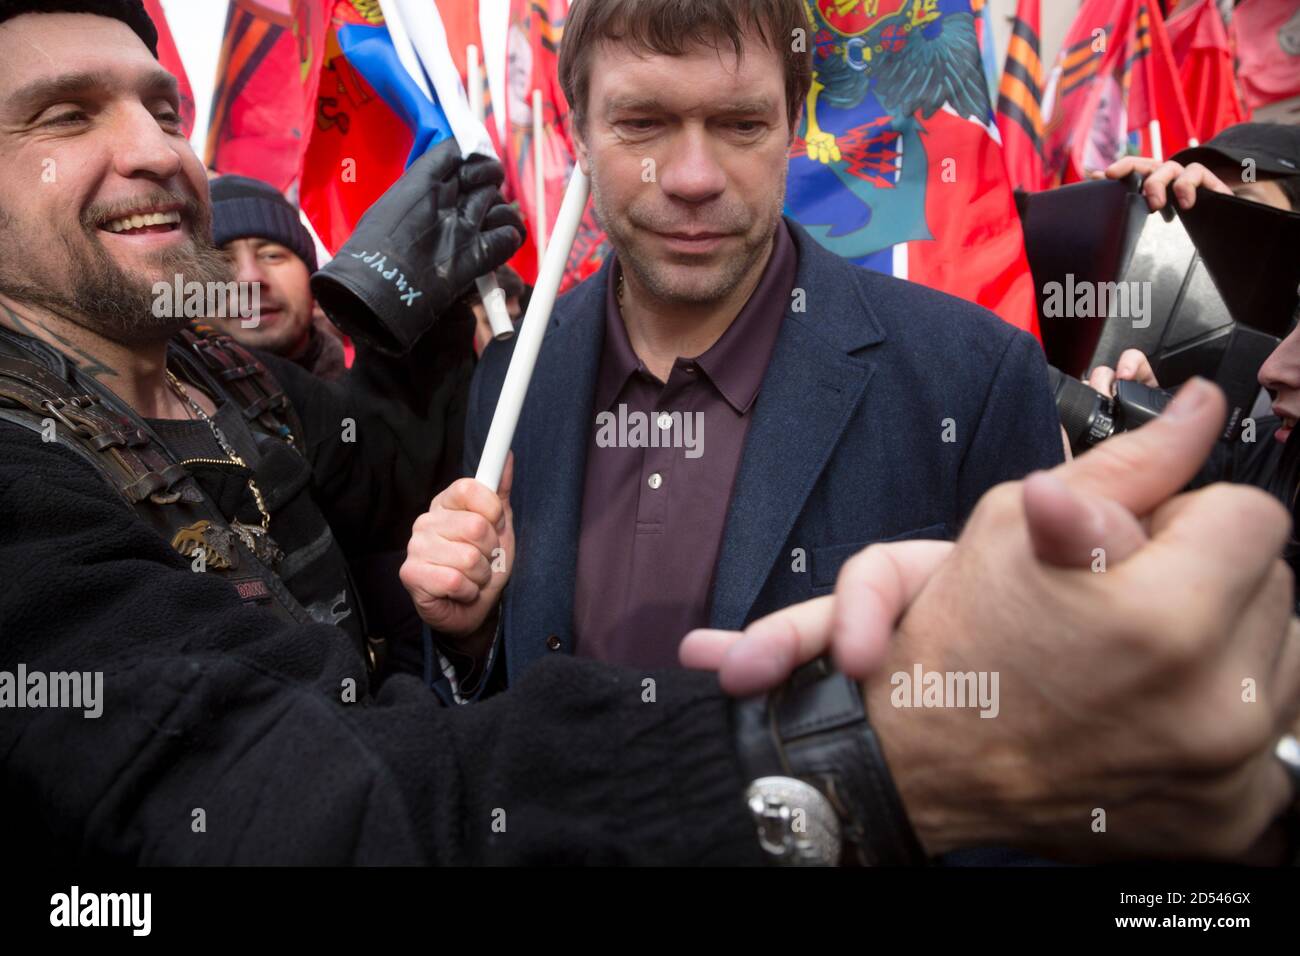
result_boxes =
[568,115,592,175]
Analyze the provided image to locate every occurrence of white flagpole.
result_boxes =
[383,0,588,493]
[475,169,589,492]
[380,0,514,341]
[468,44,484,123]
[533,89,548,262]
[1149,119,1164,163]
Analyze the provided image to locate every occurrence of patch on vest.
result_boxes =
[306,590,352,627]
[232,578,272,602]
[171,520,237,569]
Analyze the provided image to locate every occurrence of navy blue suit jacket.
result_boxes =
[463,219,1064,686]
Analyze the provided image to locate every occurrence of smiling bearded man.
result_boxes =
[0,14,230,356]
[0,179,229,345]
[0,1,525,727]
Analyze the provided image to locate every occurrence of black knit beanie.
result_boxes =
[0,1,158,57]
[209,175,318,273]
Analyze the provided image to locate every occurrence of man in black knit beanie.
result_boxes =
[209,174,347,381]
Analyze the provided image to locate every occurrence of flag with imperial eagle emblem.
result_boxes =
[785,0,1039,337]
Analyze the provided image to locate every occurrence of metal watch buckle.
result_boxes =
[746,776,841,866]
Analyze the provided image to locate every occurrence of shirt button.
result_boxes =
[648,472,663,490]
[546,635,562,651]
[657,412,673,430]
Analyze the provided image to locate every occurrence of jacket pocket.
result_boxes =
[810,523,951,590]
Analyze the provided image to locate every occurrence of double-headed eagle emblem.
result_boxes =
[802,0,987,165]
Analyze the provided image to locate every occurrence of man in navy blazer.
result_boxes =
[400,0,1064,695]
[451,221,1062,686]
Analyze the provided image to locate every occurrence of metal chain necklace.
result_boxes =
[165,370,283,568]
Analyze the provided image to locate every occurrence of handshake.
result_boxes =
[402,376,1300,863]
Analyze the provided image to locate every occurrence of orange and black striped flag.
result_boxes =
[1041,0,1194,186]
[1056,26,1110,101]
[205,1,329,192]
[1121,1,1195,161]
[1040,0,1121,187]
[996,0,1045,191]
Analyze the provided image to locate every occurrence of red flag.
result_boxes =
[205,1,329,193]
[1123,1,1196,159]
[504,0,607,291]
[787,1,1038,339]
[433,0,503,157]
[1042,0,1122,185]
[433,0,477,77]
[1043,0,1194,185]
[904,110,1041,338]
[1166,0,1245,143]
[299,2,414,253]
[996,0,1046,191]
[1234,0,1300,111]
[432,0,533,281]
[141,0,196,138]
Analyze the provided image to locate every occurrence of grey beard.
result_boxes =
[0,209,232,347]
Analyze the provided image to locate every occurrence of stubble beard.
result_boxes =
[587,152,787,308]
[0,196,232,346]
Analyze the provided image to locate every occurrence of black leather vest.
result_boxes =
[0,323,372,664]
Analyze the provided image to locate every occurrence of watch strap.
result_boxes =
[734,657,927,866]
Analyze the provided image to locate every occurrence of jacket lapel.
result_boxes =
[503,262,608,678]
[709,222,885,630]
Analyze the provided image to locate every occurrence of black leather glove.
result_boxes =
[310,138,526,355]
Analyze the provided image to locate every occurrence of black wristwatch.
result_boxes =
[733,657,928,867]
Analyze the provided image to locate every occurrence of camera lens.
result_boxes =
[1047,367,1115,454]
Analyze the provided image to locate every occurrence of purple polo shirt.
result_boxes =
[572,222,798,669]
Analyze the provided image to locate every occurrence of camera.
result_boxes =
[1020,180,1300,448]
[1046,366,1172,456]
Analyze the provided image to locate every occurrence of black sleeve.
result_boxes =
[0,425,760,865]
[1188,416,1286,493]
[256,306,477,557]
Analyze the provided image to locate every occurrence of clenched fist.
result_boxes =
[684,379,1300,863]
[401,454,515,639]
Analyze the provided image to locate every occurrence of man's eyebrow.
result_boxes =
[604,95,666,115]
[7,69,179,117]
[604,95,778,116]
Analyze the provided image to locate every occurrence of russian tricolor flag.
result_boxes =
[301,0,496,254]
